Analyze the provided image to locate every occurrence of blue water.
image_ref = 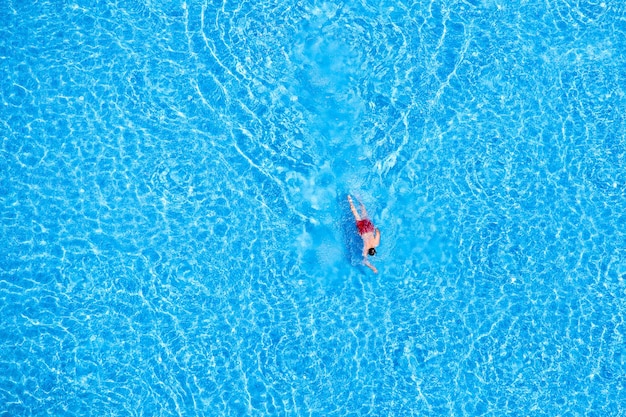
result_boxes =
[1,0,625,415]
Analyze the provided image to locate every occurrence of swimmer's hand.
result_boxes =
[364,259,378,274]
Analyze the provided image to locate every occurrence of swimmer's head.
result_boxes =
[368,248,376,256]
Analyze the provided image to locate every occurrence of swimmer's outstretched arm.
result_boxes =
[364,258,378,274]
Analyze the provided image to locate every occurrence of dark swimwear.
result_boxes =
[356,219,375,235]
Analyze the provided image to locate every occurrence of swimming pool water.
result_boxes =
[1,0,625,415]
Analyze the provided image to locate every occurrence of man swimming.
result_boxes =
[347,195,381,273]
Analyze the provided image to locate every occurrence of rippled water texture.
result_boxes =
[1,0,626,415]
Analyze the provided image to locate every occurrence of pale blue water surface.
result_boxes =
[1,0,626,416]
